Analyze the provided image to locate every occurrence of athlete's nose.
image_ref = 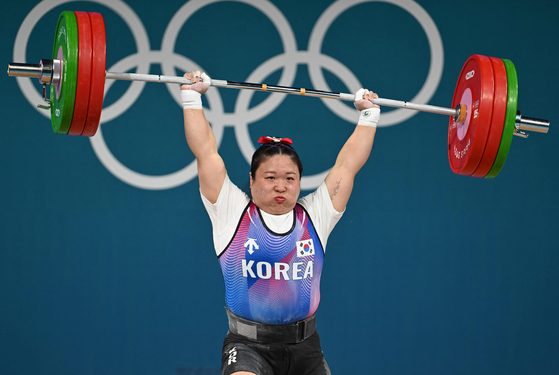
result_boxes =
[275,181,287,193]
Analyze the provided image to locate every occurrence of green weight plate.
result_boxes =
[485,59,518,179]
[50,11,79,135]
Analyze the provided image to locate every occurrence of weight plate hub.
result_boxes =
[81,12,106,137]
[485,59,518,179]
[50,11,79,135]
[448,54,495,175]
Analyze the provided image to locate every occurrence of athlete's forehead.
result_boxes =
[254,155,299,175]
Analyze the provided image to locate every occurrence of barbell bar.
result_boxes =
[9,61,549,132]
[6,10,551,178]
[8,62,462,117]
[105,71,461,117]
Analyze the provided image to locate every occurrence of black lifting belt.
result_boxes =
[225,307,317,344]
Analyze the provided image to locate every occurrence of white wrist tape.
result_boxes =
[180,89,202,110]
[358,107,380,127]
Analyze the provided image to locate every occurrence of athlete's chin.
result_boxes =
[263,202,296,215]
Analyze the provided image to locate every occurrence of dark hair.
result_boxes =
[250,141,303,180]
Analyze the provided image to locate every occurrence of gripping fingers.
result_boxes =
[181,70,211,95]
[354,88,379,111]
[366,90,379,101]
[354,88,380,127]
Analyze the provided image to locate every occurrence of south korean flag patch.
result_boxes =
[296,239,315,257]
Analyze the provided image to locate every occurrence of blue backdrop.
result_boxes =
[1,1,558,375]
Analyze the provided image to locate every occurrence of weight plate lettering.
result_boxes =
[50,11,79,135]
[448,54,495,175]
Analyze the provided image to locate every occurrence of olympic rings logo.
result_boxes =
[14,0,444,191]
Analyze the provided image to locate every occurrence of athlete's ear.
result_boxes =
[249,172,253,189]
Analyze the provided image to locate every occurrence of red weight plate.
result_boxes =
[471,57,507,177]
[448,54,494,175]
[81,12,106,137]
[68,11,93,136]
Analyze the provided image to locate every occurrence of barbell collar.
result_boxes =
[42,59,61,86]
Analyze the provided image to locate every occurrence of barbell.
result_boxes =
[7,11,550,179]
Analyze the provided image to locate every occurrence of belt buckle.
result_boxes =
[295,319,307,343]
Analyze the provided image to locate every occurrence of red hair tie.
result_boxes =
[258,136,293,145]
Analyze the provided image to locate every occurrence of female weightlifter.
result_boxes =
[181,70,380,375]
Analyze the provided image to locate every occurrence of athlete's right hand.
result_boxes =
[181,70,211,95]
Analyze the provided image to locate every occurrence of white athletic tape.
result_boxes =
[358,107,380,127]
[180,89,202,109]
[200,72,211,85]
[354,88,367,102]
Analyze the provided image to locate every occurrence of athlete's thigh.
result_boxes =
[222,340,274,375]
[288,332,331,375]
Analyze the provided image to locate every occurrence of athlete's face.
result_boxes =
[250,154,301,215]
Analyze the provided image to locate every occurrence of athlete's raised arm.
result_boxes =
[181,71,226,203]
[324,88,380,212]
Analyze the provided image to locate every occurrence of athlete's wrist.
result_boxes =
[357,107,380,127]
[180,89,203,110]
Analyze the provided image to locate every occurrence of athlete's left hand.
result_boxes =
[354,88,379,111]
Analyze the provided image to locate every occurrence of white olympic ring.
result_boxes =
[13,0,444,191]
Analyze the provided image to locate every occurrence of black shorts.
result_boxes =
[221,330,330,375]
